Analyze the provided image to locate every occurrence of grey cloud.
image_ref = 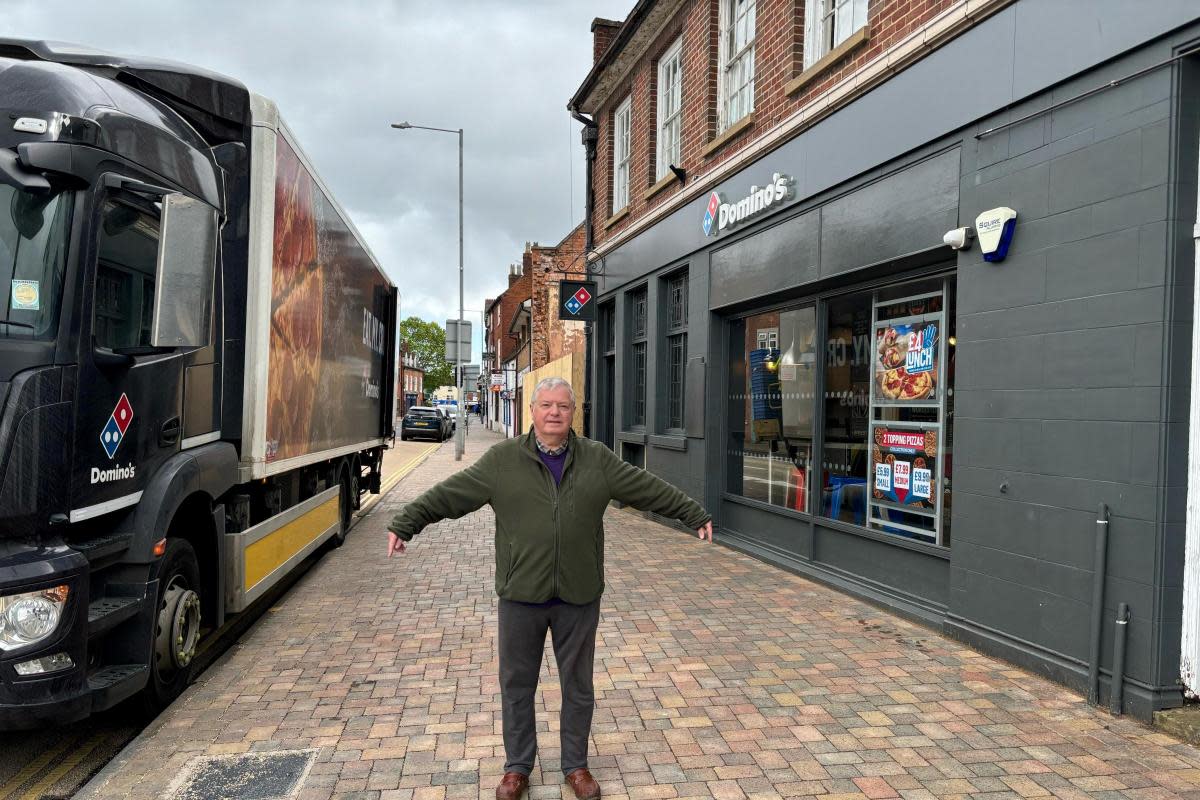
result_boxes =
[6,0,632,356]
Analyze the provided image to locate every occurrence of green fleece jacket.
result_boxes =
[387,429,710,604]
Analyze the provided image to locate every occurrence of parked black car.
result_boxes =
[400,406,450,441]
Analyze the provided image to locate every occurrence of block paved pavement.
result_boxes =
[79,426,1200,800]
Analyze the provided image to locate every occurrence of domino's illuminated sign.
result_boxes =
[703,173,793,237]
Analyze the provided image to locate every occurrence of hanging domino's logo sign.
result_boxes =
[100,393,134,459]
[558,280,597,322]
[703,173,793,237]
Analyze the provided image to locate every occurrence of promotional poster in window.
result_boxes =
[872,426,938,509]
[874,320,938,402]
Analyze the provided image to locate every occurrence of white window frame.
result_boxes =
[656,37,684,182]
[612,95,632,213]
[804,0,868,69]
[717,0,756,132]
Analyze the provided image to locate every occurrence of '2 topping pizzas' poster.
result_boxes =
[874,321,938,401]
[872,427,938,509]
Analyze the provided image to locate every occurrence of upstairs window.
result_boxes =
[804,0,868,68]
[719,0,756,131]
[656,38,683,182]
[612,95,632,213]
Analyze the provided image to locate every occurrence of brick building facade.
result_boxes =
[570,0,1200,719]
[528,224,588,369]
[580,0,1008,249]
[483,226,589,436]
[484,264,531,436]
[396,342,424,413]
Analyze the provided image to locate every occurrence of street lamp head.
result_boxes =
[391,121,412,129]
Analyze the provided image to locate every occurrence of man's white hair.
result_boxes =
[530,376,576,407]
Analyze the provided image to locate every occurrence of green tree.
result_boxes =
[400,316,453,394]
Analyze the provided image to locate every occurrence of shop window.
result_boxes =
[819,276,955,545]
[612,95,632,214]
[726,305,816,513]
[663,270,688,432]
[601,301,616,352]
[719,0,756,131]
[599,301,617,449]
[628,287,648,428]
[804,0,867,68]
[656,37,683,182]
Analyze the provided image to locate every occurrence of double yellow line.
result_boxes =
[357,443,438,518]
[0,731,108,799]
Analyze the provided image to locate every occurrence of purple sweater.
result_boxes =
[537,448,567,485]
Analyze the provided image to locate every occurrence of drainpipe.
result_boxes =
[571,105,598,439]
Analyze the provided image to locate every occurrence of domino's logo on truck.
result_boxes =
[100,393,134,459]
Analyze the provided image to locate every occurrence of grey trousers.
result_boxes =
[497,598,601,776]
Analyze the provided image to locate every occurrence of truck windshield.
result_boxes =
[0,186,72,339]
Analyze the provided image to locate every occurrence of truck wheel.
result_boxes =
[350,458,362,511]
[329,467,354,548]
[144,539,202,712]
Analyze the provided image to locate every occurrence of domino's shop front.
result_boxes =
[587,4,1200,720]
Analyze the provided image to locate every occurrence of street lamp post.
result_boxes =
[391,121,466,460]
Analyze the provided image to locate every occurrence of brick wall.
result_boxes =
[528,223,588,370]
[585,0,971,243]
[486,267,531,369]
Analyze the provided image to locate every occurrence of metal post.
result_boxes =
[1087,502,1110,705]
[456,128,465,461]
[1110,602,1129,715]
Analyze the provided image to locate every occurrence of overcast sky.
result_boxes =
[7,0,633,362]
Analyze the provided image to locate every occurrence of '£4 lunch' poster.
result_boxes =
[872,427,938,509]
[874,321,938,401]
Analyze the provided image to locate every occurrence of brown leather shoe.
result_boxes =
[565,768,601,800]
[496,771,529,800]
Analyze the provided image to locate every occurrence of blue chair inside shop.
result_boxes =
[827,475,866,525]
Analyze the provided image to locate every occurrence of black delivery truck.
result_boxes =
[0,40,398,727]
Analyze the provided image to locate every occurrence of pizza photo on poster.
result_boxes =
[875,321,938,401]
[872,426,938,509]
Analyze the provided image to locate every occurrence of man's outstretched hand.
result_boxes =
[387,531,407,557]
[697,520,714,542]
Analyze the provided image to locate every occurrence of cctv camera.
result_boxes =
[943,226,974,250]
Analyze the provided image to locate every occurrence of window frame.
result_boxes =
[627,286,649,429]
[663,269,689,433]
[803,0,868,69]
[656,37,684,182]
[612,95,633,214]
[721,267,955,552]
[718,0,757,132]
[93,194,163,353]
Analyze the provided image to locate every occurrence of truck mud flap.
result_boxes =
[224,486,340,613]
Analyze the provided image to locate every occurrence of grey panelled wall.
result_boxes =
[947,38,1195,715]
[586,1,1200,720]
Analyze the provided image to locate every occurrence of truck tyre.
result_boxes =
[350,457,362,511]
[329,466,354,548]
[143,539,202,712]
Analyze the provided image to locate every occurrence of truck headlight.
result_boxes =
[0,585,70,651]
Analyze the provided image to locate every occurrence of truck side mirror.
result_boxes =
[151,193,217,348]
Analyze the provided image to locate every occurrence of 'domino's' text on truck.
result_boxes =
[0,40,398,727]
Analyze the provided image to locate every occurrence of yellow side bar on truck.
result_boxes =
[225,486,340,613]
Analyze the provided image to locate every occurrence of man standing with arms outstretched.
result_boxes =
[387,376,713,800]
